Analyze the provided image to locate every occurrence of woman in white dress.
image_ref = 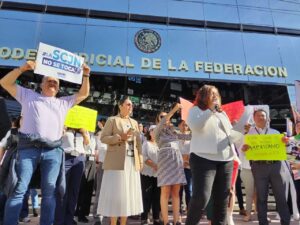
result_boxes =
[98,96,143,225]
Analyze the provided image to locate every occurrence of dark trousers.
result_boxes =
[252,162,290,225]
[235,169,245,210]
[186,153,233,225]
[55,154,85,225]
[180,168,192,212]
[0,192,6,222]
[141,175,161,221]
[76,160,96,218]
[294,179,300,212]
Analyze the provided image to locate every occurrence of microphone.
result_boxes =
[214,104,220,111]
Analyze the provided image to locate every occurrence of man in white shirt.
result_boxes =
[242,109,290,225]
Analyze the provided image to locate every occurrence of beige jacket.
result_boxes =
[101,115,143,171]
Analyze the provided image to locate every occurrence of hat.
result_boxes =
[149,125,156,131]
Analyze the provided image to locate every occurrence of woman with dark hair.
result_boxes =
[178,120,192,214]
[186,84,236,225]
[140,125,160,225]
[154,103,190,225]
[98,96,143,225]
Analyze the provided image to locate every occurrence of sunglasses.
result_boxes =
[159,115,166,119]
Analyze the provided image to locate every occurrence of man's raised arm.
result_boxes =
[0,61,35,98]
[74,63,90,105]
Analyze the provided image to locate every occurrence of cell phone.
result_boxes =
[127,128,135,133]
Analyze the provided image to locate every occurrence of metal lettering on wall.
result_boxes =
[0,46,288,78]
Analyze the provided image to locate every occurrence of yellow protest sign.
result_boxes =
[64,105,97,132]
[245,134,287,160]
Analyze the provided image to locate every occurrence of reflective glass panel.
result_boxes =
[277,35,300,85]
[206,30,248,81]
[129,0,167,17]
[167,27,209,79]
[270,0,300,12]
[272,11,300,30]
[0,11,40,67]
[238,7,273,26]
[87,0,129,13]
[45,0,87,9]
[204,3,239,23]
[237,0,269,8]
[39,15,86,52]
[168,1,204,20]
[84,24,128,74]
[243,32,285,83]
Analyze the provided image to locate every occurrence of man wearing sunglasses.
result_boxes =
[0,60,90,225]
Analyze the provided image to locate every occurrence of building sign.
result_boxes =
[0,46,288,78]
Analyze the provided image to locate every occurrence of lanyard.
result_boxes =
[254,127,268,135]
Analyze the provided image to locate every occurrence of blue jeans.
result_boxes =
[30,189,39,209]
[20,189,30,219]
[3,147,63,225]
[20,189,39,219]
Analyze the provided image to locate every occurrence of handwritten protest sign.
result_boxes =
[245,134,287,160]
[35,43,84,84]
[222,100,244,123]
[179,97,193,121]
[64,106,97,132]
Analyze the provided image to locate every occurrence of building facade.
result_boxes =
[0,0,299,127]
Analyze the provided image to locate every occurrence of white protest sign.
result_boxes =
[35,43,84,84]
[233,105,270,133]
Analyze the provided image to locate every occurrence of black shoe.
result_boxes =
[78,216,89,223]
[94,221,101,225]
[141,220,148,225]
[72,219,78,225]
[175,222,182,225]
[33,208,39,217]
[130,215,141,220]
[153,220,161,225]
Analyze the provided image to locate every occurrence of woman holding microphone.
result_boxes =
[186,85,236,225]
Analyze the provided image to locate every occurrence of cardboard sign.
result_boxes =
[179,97,193,121]
[222,100,244,123]
[245,134,287,160]
[35,43,84,84]
[64,105,97,132]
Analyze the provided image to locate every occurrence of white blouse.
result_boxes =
[141,141,159,177]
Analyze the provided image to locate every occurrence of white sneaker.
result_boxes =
[227,215,234,225]
[293,214,300,220]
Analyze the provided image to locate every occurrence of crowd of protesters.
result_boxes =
[1,61,300,225]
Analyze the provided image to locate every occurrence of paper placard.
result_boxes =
[245,134,287,160]
[35,42,84,84]
[64,105,97,132]
[179,97,193,121]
